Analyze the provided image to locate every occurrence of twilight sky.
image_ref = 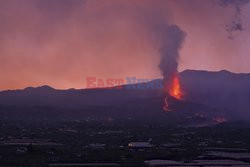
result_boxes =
[0,0,250,90]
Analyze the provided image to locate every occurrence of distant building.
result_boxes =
[128,142,152,148]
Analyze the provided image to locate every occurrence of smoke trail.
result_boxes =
[158,25,186,89]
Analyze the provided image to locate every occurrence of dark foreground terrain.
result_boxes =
[1,119,250,167]
[1,70,250,166]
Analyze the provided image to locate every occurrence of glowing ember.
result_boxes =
[169,75,182,100]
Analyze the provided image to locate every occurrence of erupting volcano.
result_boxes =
[163,74,183,112]
[157,25,186,112]
[169,75,182,100]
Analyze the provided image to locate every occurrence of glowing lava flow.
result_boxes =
[169,75,182,100]
[163,75,183,112]
[163,96,171,112]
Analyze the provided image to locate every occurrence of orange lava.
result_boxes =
[169,75,182,100]
[163,75,183,112]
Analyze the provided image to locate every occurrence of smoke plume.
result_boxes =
[158,25,186,89]
[2,0,250,90]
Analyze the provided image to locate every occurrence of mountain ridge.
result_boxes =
[0,70,250,121]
